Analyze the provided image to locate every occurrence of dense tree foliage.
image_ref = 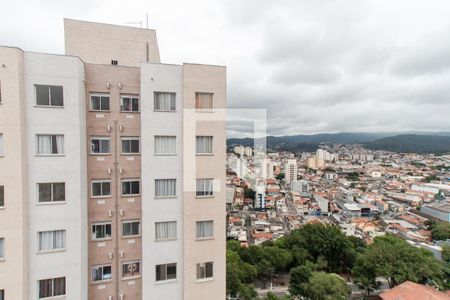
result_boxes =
[352,235,445,288]
[427,221,450,241]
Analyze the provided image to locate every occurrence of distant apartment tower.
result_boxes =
[0,19,226,300]
[284,159,298,182]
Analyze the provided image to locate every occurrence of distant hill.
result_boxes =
[364,134,450,153]
[227,132,450,153]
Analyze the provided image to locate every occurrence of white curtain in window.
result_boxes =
[155,221,176,240]
[196,221,213,238]
[53,230,66,249]
[37,135,51,154]
[196,136,213,154]
[155,136,176,154]
[155,179,176,197]
[155,93,175,111]
[55,135,64,154]
[196,93,213,109]
[39,231,53,251]
[196,179,214,196]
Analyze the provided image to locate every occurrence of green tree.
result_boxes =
[355,235,444,288]
[276,173,285,180]
[264,292,292,300]
[226,242,258,299]
[288,261,315,296]
[302,272,351,300]
[244,187,256,200]
[430,223,450,241]
[352,256,380,297]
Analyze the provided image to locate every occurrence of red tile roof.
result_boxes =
[380,281,450,300]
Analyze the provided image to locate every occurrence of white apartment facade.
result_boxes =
[0,18,226,300]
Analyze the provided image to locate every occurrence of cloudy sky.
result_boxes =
[2,0,450,137]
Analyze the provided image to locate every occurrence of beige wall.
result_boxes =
[182,63,227,300]
[85,64,142,300]
[0,46,28,300]
[64,18,160,67]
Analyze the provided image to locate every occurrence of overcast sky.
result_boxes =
[2,0,450,137]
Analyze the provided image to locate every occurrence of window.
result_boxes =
[91,180,111,197]
[122,220,140,237]
[196,136,213,154]
[38,277,66,299]
[122,260,141,278]
[0,186,4,207]
[196,179,214,197]
[154,136,176,155]
[120,95,139,112]
[196,221,214,239]
[38,183,65,203]
[92,222,112,240]
[0,238,4,259]
[121,137,140,154]
[90,93,110,111]
[155,221,177,241]
[0,289,4,300]
[155,179,176,198]
[36,134,64,155]
[197,262,213,280]
[92,265,112,282]
[195,92,213,110]
[0,134,3,156]
[156,263,177,281]
[38,230,66,252]
[121,179,140,196]
[90,137,110,154]
[154,92,176,111]
[35,85,64,107]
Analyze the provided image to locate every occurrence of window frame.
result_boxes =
[195,136,214,155]
[196,178,214,197]
[155,263,177,282]
[90,136,111,155]
[122,260,141,279]
[37,182,66,204]
[0,133,4,156]
[35,84,64,108]
[91,179,112,198]
[37,229,66,253]
[91,222,112,241]
[154,221,177,241]
[196,262,214,280]
[121,137,140,155]
[38,277,66,299]
[154,91,176,112]
[121,179,140,196]
[154,179,177,198]
[0,238,4,259]
[195,92,214,110]
[92,264,112,282]
[90,93,110,112]
[154,135,177,155]
[120,94,140,113]
[122,220,141,238]
[196,220,214,240]
[35,134,65,156]
[0,185,4,208]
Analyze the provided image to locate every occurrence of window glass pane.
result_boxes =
[53,230,65,249]
[53,277,66,296]
[102,182,111,196]
[206,262,214,278]
[196,136,213,154]
[195,93,213,109]
[91,96,100,110]
[132,98,139,111]
[0,186,4,207]
[196,220,214,238]
[101,96,110,111]
[155,136,176,154]
[38,183,52,202]
[103,266,112,280]
[50,86,63,106]
[131,140,140,153]
[92,182,102,196]
[155,221,176,240]
[91,139,100,153]
[155,179,176,197]
[39,231,53,251]
[122,181,130,195]
[156,264,165,281]
[154,92,176,111]
[132,222,140,235]
[36,85,50,106]
[0,134,4,156]
[101,139,110,153]
[53,183,65,202]
[123,261,140,277]
[92,267,102,281]
[167,263,177,280]
[38,279,52,298]
[0,238,4,258]
[131,181,140,194]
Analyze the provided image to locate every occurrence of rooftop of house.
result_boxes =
[380,281,450,300]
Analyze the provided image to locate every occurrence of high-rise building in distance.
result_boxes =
[0,18,226,300]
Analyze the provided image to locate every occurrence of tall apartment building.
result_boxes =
[0,19,226,300]
[284,159,298,183]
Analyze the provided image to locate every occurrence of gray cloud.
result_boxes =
[2,0,450,137]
